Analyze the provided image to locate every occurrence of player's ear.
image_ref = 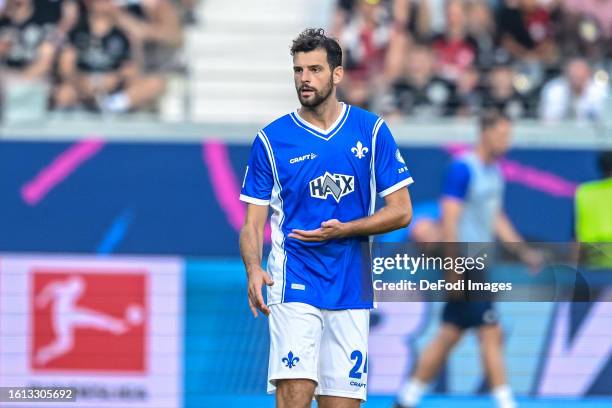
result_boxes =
[332,65,344,85]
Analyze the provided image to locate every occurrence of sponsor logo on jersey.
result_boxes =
[309,172,355,202]
[395,148,406,164]
[351,141,369,159]
[289,153,317,164]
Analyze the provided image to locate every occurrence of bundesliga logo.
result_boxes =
[31,270,147,373]
[309,172,354,202]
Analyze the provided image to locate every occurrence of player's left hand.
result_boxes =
[289,219,347,242]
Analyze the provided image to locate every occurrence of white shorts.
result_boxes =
[267,302,369,401]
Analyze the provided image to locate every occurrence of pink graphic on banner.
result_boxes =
[202,141,271,242]
[21,139,105,206]
[538,294,612,395]
[445,144,577,198]
[369,302,427,393]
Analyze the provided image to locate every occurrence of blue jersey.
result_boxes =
[240,103,413,309]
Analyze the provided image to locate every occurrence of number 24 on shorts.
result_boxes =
[349,350,367,379]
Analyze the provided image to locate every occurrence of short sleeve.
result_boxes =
[239,135,274,205]
[442,161,471,200]
[374,120,414,197]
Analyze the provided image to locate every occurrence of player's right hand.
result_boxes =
[247,266,274,318]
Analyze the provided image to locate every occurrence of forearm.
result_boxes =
[495,214,523,244]
[343,203,411,237]
[501,35,531,59]
[22,43,55,79]
[116,12,182,47]
[440,198,461,242]
[441,224,457,243]
[239,224,264,273]
[495,214,532,258]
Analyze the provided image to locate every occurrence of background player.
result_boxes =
[394,110,541,408]
[239,28,413,408]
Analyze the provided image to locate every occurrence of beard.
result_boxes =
[296,76,334,108]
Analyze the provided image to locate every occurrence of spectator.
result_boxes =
[539,57,608,122]
[497,0,558,64]
[34,0,80,41]
[391,0,430,41]
[111,0,182,48]
[109,0,183,72]
[384,0,431,82]
[53,0,165,113]
[483,64,530,118]
[339,0,391,108]
[563,0,612,39]
[561,0,612,60]
[430,0,478,84]
[0,0,58,79]
[465,0,498,69]
[445,64,482,116]
[385,45,453,118]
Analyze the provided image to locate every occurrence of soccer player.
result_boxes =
[239,28,414,408]
[393,110,541,408]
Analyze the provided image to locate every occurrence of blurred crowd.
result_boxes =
[333,0,612,123]
[0,0,193,115]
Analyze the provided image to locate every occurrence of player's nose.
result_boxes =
[299,70,313,83]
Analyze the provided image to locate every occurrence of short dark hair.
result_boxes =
[598,151,612,177]
[290,28,343,71]
[479,108,511,132]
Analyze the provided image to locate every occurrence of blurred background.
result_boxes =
[1,0,612,407]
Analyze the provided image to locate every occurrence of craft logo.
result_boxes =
[30,270,147,373]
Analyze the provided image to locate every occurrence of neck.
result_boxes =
[474,143,496,164]
[298,95,342,130]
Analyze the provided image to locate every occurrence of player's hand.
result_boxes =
[246,266,274,318]
[288,219,346,242]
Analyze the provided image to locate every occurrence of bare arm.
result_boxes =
[414,0,431,39]
[495,211,524,244]
[344,187,412,236]
[56,0,79,38]
[22,41,55,79]
[113,0,182,47]
[289,187,412,242]
[440,196,463,242]
[495,211,543,269]
[392,0,411,28]
[58,45,77,81]
[239,203,273,317]
[440,196,466,292]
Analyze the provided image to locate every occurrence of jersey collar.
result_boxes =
[290,103,350,141]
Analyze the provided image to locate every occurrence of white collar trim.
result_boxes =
[293,102,347,135]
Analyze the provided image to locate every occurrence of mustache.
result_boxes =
[300,85,316,92]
